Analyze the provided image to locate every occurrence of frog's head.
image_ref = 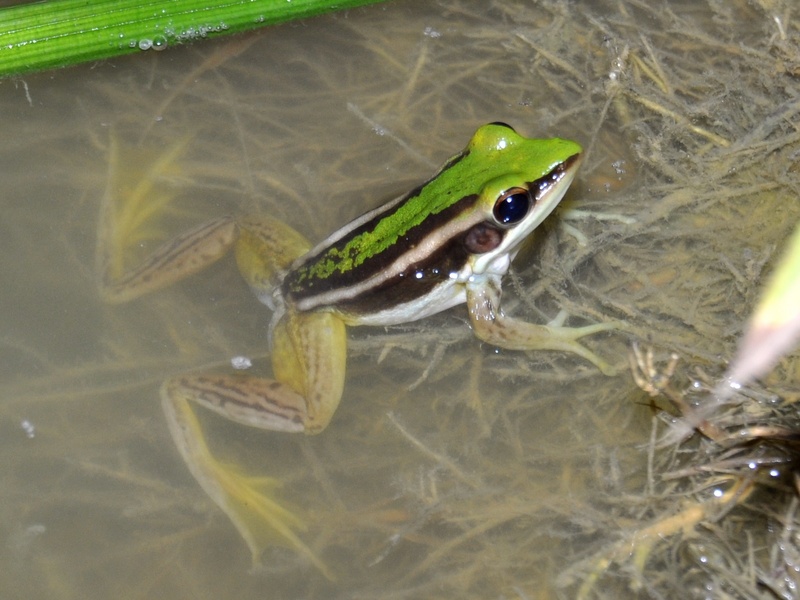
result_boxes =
[453,122,582,276]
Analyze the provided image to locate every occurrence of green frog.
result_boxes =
[99,122,615,573]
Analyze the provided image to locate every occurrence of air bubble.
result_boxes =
[20,419,35,439]
[138,38,152,50]
[152,35,168,51]
[231,356,252,370]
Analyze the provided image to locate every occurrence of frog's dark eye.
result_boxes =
[493,187,531,226]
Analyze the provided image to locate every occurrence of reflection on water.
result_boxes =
[1,0,798,598]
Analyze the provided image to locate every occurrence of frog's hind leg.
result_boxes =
[96,134,238,304]
[161,374,335,579]
[160,308,346,577]
[99,217,238,303]
[233,215,312,303]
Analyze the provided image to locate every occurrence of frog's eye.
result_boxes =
[488,121,515,132]
[493,187,531,226]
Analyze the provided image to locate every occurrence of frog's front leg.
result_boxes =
[466,276,618,375]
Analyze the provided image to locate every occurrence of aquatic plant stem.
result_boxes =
[0,0,385,78]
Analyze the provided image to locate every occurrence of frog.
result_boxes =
[98,122,617,573]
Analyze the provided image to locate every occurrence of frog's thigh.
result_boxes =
[234,215,312,297]
[272,310,347,435]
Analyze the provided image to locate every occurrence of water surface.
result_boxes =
[1,1,798,598]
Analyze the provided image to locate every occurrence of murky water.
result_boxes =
[1,1,798,598]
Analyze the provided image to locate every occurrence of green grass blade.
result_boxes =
[0,0,385,77]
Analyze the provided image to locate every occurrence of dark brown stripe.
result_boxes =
[282,192,480,304]
[329,230,479,317]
